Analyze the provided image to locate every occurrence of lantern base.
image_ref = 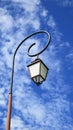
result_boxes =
[32,75,44,85]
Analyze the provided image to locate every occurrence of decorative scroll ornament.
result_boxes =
[27,30,51,57]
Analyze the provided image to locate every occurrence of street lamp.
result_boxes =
[6,30,51,130]
[27,58,48,84]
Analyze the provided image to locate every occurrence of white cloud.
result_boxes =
[59,41,71,47]
[0,8,13,33]
[0,0,73,130]
[31,19,40,30]
[41,9,48,17]
[14,15,40,32]
[11,115,25,129]
[66,51,73,64]
[56,0,73,7]
[0,88,6,106]
[66,51,73,59]
[47,15,56,28]
[12,0,40,12]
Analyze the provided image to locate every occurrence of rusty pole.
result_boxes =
[6,92,12,130]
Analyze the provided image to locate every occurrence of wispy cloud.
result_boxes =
[40,9,48,17]
[48,15,56,29]
[12,0,40,12]
[0,0,73,130]
[0,8,13,33]
[66,50,73,65]
[56,0,73,7]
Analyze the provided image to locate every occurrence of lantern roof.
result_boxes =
[27,58,48,70]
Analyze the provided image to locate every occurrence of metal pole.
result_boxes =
[6,30,50,130]
[6,92,12,130]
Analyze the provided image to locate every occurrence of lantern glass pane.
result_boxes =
[40,63,48,79]
[33,75,43,84]
[29,62,40,78]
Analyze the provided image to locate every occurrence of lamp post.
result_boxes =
[6,30,51,130]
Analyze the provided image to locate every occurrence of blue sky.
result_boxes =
[0,0,73,130]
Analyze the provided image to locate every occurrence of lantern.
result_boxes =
[27,58,48,84]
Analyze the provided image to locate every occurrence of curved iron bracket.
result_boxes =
[27,30,51,57]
